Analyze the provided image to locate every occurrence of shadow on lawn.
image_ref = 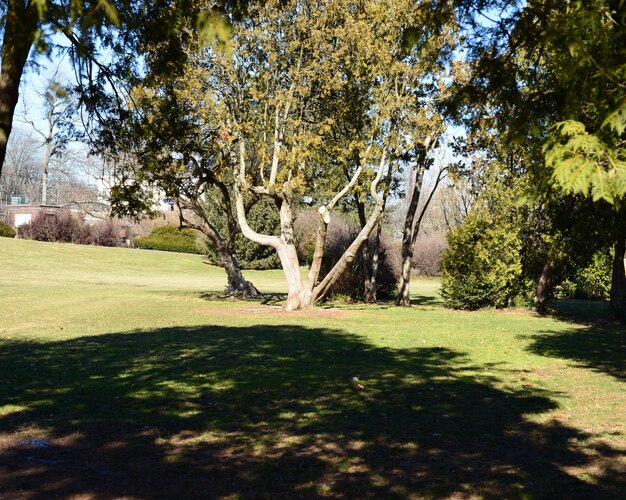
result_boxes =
[528,323,625,381]
[0,325,623,498]
[410,294,444,307]
[527,299,626,381]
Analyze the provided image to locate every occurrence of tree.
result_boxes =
[441,211,523,310]
[440,145,529,310]
[194,0,457,310]
[101,75,262,298]
[0,0,118,178]
[20,74,76,205]
[0,126,40,203]
[452,0,626,317]
[396,138,449,306]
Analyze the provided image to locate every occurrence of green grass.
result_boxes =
[0,238,624,498]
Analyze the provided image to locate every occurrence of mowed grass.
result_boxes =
[0,238,624,498]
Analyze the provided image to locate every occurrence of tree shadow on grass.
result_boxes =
[528,299,625,381]
[527,323,625,381]
[410,294,444,307]
[546,300,613,324]
[0,325,623,498]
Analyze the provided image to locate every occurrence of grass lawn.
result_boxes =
[0,238,624,498]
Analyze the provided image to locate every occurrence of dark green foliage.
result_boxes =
[441,212,523,310]
[204,197,282,270]
[0,222,16,238]
[18,211,118,247]
[134,225,202,254]
[234,199,282,270]
[556,250,612,301]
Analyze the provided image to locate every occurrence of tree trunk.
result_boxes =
[364,222,382,303]
[299,213,329,308]
[201,221,261,299]
[610,230,626,321]
[311,151,387,304]
[0,2,38,177]
[312,202,385,303]
[279,242,304,310]
[216,244,261,298]
[42,138,50,205]
[534,260,555,313]
[355,194,377,302]
[397,163,426,306]
[275,195,305,310]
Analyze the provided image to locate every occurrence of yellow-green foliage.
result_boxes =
[557,250,612,300]
[134,226,202,254]
[441,211,523,310]
[0,222,16,238]
[545,107,626,204]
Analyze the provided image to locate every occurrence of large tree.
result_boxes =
[186,0,456,310]
[101,73,262,298]
[452,0,626,316]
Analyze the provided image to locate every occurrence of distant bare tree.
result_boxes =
[20,72,77,205]
[0,126,41,204]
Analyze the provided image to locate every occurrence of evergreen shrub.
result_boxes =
[441,212,523,310]
[0,222,16,238]
[203,197,282,270]
[134,225,202,254]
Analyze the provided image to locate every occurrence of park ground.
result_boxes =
[0,238,624,498]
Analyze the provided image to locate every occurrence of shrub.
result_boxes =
[18,211,121,247]
[412,231,447,276]
[555,250,612,300]
[19,211,78,242]
[202,196,282,270]
[94,221,119,247]
[294,208,320,264]
[304,212,400,301]
[575,251,612,300]
[441,212,523,310]
[233,199,282,269]
[0,222,16,238]
[134,225,202,254]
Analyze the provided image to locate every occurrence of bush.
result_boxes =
[555,250,611,300]
[17,211,121,247]
[441,212,523,310]
[233,199,282,269]
[19,211,82,243]
[134,225,202,254]
[575,251,612,299]
[94,221,119,247]
[202,195,282,270]
[294,209,320,264]
[0,222,16,238]
[297,211,400,301]
[412,231,447,276]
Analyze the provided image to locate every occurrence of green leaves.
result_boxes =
[441,210,524,310]
[602,99,626,136]
[544,102,626,204]
[29,0,119,25]
[31,0,48,18]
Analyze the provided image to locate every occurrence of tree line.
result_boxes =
[1,0,624,315]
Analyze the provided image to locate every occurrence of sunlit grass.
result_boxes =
[0,237,623,498]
